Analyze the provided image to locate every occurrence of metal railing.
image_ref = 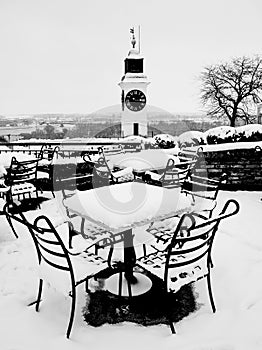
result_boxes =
[0,141,142,158]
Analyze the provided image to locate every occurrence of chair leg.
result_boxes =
[127,277,132,300]
[207,273,216,313]
[5,216,18,239]
[67,287,76,339]
[35,191,41,209]
[167,293,176,334]
[118,271,123,297]
[36,278,43,312]
[107,246,114,267]
[210,258,214,268]
[85,278,90,293]
[169,319,176,334]
[80,218,85,235]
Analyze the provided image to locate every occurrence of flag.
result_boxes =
[130,27,134,34]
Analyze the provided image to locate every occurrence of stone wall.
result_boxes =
[195,147,262,190]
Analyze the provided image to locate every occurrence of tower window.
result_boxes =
[125,58,143,73]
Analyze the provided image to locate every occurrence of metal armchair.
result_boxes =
[143,157,197,189]
[37,145,60,197]
[5,156,40,208]
[137,199,240,334]
[83,147,134,187]
[4,204,115,338]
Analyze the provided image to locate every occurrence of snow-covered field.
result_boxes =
[1,189,262,350]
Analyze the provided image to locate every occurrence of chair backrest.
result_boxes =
[181,172,228,201]
[3,204,75,284]
[90,147,112,182]
[160,157,197,189]
[55,170,92,222]
[163,199,239,287]
[7,156,39,187]
[102,144,125,156]
[178,146,203,163]
[38,145,60,161]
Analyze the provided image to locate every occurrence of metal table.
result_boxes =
[63,182,197,296]
[107,149,179,175]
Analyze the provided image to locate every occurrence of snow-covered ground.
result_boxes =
[1,190,262,350]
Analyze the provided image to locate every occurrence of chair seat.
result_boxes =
[38,249,108,295]
[146,217,181,250]
[144,170,162,182]
[69,215,113,241]
[38,159,52,167]
[137,251,208,293]
[146,199,217,251]
[112,166,134,182]
[11,182,37,195]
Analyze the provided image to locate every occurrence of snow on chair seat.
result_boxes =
[112,166,134,182]
[11,182,37,195]
[137,250,209,293]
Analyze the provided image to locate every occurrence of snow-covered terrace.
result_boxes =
[1,189,262,349]
[1,135,262,348]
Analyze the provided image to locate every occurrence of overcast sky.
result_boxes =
[0,0,261,116]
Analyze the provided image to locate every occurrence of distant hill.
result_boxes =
[1,105,208,123]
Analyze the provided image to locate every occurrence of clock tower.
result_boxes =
[119,27,150,137]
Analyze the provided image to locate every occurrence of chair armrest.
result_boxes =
[112,166,133,178]
[67,232,114,255]
[144,170,163,181]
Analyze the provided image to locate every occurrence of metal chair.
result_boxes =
[37,145,60,197]
[181,172,228,218]
[83,147,134,187]
[0,188,18,238]
[56,172,124,256]
[143,157,197,189]
[5,156,40,208]
[101,144,125,156]
[4,203,115,338]
[144,173,227,253]
[38,144,60,164]
[137,199,240,334]
[177,146,203,163]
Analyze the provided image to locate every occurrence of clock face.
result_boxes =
[125,89,146,112]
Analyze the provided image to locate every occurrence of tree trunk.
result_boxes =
[230,118,235,127]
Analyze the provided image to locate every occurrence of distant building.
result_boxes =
[257,103,262,124]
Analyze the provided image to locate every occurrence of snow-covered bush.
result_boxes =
[205,126,236,144]
[178,131,206,148]
[235,124,262,142]
[152,134,177,149]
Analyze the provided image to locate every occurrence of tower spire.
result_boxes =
[130,27,136,49]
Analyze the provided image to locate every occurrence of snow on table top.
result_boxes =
[64,182,209,232]
[108,149,179,172]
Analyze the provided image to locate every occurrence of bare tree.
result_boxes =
[200,56,262,126]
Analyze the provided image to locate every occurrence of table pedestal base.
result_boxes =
[105,272,152,297]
